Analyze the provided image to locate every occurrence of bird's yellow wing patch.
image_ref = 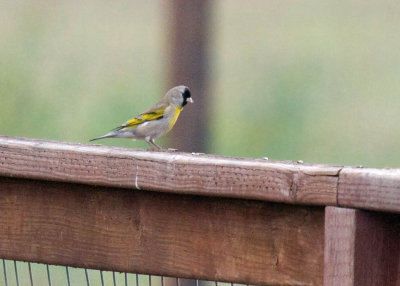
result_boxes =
[116,107,166,130]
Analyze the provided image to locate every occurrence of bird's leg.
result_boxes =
[145,139,161,151]
[150,139,163,150]
[145,139,156,151]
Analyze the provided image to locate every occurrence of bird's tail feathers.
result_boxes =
[89,131,117,142]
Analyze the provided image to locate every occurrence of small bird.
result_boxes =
[90,85,193,150]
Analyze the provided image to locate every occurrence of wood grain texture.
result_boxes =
[324,206,400,286]
[0,177,325,286]
[324,207,356,286]
[0,136,340,206]
[338,167,400,213]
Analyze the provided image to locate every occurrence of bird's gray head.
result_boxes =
[167,85,193,107]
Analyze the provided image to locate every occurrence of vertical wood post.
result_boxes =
[324,206,400,286]
[166,0,211,152]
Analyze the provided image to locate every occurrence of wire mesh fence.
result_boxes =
[1,259,243,286]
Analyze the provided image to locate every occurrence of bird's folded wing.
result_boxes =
[115,107,166,130]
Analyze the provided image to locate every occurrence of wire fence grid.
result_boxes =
[1,259,244,286]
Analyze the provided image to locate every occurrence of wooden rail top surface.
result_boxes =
[1,135,400,213]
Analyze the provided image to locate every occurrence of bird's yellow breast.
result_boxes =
[167,106,183,132]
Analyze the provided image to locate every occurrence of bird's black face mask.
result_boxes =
[182,88,192,107]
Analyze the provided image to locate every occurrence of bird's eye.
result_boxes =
[182,88,191,99]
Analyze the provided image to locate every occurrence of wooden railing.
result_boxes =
[0,136,399,286]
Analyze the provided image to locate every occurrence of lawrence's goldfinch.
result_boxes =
[90,86,193,149]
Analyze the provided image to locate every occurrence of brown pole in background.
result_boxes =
[165,2,211,286]
[166,0,211,153]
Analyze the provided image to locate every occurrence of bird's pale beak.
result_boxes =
[187,97,194,103]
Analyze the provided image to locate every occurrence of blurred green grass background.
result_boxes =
[1,0,400,168]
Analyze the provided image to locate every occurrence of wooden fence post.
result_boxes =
[166,0,211,152]
[324,206,400,286]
